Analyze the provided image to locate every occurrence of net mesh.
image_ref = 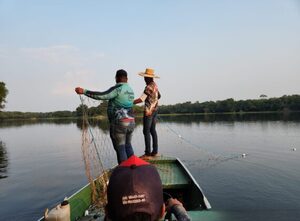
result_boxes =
[79,96,115,209]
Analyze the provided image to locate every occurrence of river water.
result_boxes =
[0,113,300,221]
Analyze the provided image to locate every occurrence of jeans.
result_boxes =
[110,120,135,164]
[143,110,158,155]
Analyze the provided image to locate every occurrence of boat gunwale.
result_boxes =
[175,157,212,210]
[37,156,211,221]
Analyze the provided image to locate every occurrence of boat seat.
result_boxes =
[154,161,191,189]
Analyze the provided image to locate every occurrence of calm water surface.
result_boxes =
[0,113,300,221]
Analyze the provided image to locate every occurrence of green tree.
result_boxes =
[0,82,9,110]
[97,101,108,115]
[76,104,88,116]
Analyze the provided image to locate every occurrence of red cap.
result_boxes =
[120,155,150,167]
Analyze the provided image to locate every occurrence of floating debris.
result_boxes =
[242,153,247,158]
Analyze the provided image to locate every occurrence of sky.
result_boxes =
[0,0,299,112]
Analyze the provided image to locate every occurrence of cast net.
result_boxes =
[78,96,115,209]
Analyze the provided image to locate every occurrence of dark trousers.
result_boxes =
[110,121,135,164]
[143,111,158,155]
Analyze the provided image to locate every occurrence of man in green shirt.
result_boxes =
[75,69,135,164]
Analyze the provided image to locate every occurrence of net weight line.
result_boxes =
[157,115,244,169]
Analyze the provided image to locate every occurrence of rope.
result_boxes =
[157,115,243,166]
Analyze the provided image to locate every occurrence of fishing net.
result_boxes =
[77,95,244,209]
[79,96,116,208]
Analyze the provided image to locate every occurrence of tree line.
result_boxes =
[159,95,300,114]
[1,95,299,120]
[0,100,144,120]
[1,81,300,119]
[0,110,77,120]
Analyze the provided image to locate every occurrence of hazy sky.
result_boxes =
[1,0,299,112]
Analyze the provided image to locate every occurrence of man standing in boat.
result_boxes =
[134,68,161,158]
[106,155,191,221]
[75,69,135,164]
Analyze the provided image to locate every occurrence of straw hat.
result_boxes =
[138,68,160,78]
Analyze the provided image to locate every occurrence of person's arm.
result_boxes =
[166,198,191,221]
[133,98,142,104]
[133,92,147,104]
[75,85,121,100]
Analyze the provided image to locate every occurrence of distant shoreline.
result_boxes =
[158,110,300,116]
[1,94,299,120]
[1,110,299,121]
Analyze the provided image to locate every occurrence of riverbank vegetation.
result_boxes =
[0,101,144,120]
[0,95,299,120]
[159,95,300,114]
[0,82,9,110]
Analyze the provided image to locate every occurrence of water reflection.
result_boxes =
[0,112,300,221]
[0,112,299,130]
[75,117,144,132]
[159,112,300,124]
[0,118,77,128]
[0,141,8,179]
[75,118,110,132]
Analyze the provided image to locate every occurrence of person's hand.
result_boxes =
[166,198,183,212]
[75,87,84,94]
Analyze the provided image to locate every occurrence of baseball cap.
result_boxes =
[107,155,164,221]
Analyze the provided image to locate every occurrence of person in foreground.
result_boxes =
[105,155,191,221]
[75,69,135,164]
[134,68,161,159]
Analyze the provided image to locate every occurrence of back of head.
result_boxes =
[115,69,128,82]
[106,155,164,221]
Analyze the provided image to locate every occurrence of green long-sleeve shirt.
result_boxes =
[83,83,135,122]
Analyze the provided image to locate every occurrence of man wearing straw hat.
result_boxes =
[134,68,161,158]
